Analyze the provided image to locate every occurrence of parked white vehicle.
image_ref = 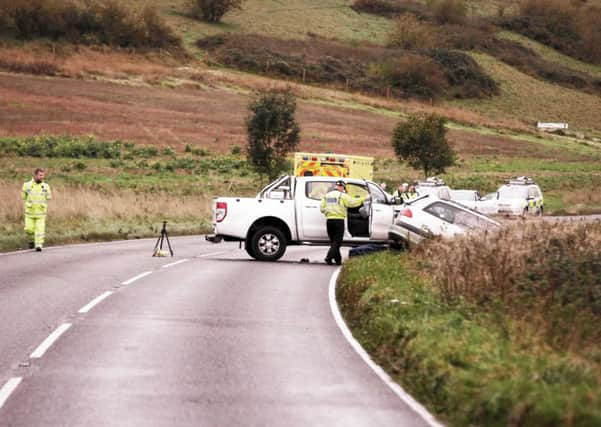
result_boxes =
[495,177,544,216]
[450,190,499,215]
[388,195,501,245]
[415,177,452,200]
[207,176,396,261]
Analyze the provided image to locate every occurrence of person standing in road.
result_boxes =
[320,180,367,265]
[22,168,52,251]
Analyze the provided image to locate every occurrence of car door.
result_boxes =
[367,182,394,240]
[298,180,330,240]
[475,192,499,215]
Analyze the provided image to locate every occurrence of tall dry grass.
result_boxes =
[419,221,601,353]
[0,181,212,223]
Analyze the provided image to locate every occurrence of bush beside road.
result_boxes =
[337,222,601,426]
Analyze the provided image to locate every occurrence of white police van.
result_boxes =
[496,177,544,216]
[415,177,452,200]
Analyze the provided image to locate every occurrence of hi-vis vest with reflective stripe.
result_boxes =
[320,189,364,219]
[22,179,52,217]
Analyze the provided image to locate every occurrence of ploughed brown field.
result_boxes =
[0,72,577,160]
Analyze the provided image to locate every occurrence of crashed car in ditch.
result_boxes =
[388,194,501,245]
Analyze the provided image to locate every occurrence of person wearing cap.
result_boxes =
[320,180,367,265]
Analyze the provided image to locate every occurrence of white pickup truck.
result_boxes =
[206,176,397,261]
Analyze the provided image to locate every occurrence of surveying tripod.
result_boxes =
[152,221,174,257]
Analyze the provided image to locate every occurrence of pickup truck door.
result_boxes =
[367,182,394,240]
[298,180,330,240]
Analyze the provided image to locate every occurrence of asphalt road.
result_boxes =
[0,237,431,426]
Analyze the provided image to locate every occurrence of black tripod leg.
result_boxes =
[152,235,162,256]
[164,232,174,257]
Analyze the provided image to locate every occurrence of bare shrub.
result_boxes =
[387,13,437,50]
[371,54,448,99]
[503,0,601,64]
[420,221,601,352]
[199,33,497,100]
[0,57,59,75]
[351,0,428,18]
[432,0,467,25]
[0,0,182,51]
[187,0,243,23]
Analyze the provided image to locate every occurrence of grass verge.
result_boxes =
[337,240,601,426]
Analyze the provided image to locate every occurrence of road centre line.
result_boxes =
[195,251,225,258]
[121,271,153,285]
[30,323,72,359]
[161,259,189,269]
[78,291,113,314]
[328,268,443,427]
[0,377,22,410]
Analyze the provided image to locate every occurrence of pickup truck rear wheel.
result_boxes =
[249,226,287,261]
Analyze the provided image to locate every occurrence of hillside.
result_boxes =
[2,0,600,135]
[1,0,601,251]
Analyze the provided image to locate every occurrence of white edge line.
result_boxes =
[121,271,153,285]
[0,377,22,409]
[328,268,444,427]
[161,258,189,269]
[195,251,225,258]
[30,323,72,359]
[78,291,113,314]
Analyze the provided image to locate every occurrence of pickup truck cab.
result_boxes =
[207,176,396,261]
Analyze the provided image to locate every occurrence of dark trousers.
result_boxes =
[326,219,345,264]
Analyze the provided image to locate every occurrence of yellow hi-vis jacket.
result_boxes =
[22,179,52,217]
[320,189,365,219]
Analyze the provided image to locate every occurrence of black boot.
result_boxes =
[35,247,42,252]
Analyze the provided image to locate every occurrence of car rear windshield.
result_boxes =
[424,202,497,230]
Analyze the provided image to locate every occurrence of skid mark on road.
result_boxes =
[328,268,443,427]
[195,251,225,259]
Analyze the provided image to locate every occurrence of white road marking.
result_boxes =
[161,259,189,269]
[195,251,225,258]
[328,268,443,427]
[121,271,152,285]
[78,291,113,314]
[30,323,72,359]
[0,377,22,409]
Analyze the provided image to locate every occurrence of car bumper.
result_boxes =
[388,222,428,245]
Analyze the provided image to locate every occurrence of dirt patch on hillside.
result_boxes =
[0,72,585,160]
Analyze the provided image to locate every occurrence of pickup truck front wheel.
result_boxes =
[249,226,287,261]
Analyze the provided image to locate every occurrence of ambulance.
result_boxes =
[293,153,373,181]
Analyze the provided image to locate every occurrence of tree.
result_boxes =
[188,0,243,23]
[391,113,455,178]
[246,88,300,180]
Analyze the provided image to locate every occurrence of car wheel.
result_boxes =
[249,226,287,261]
